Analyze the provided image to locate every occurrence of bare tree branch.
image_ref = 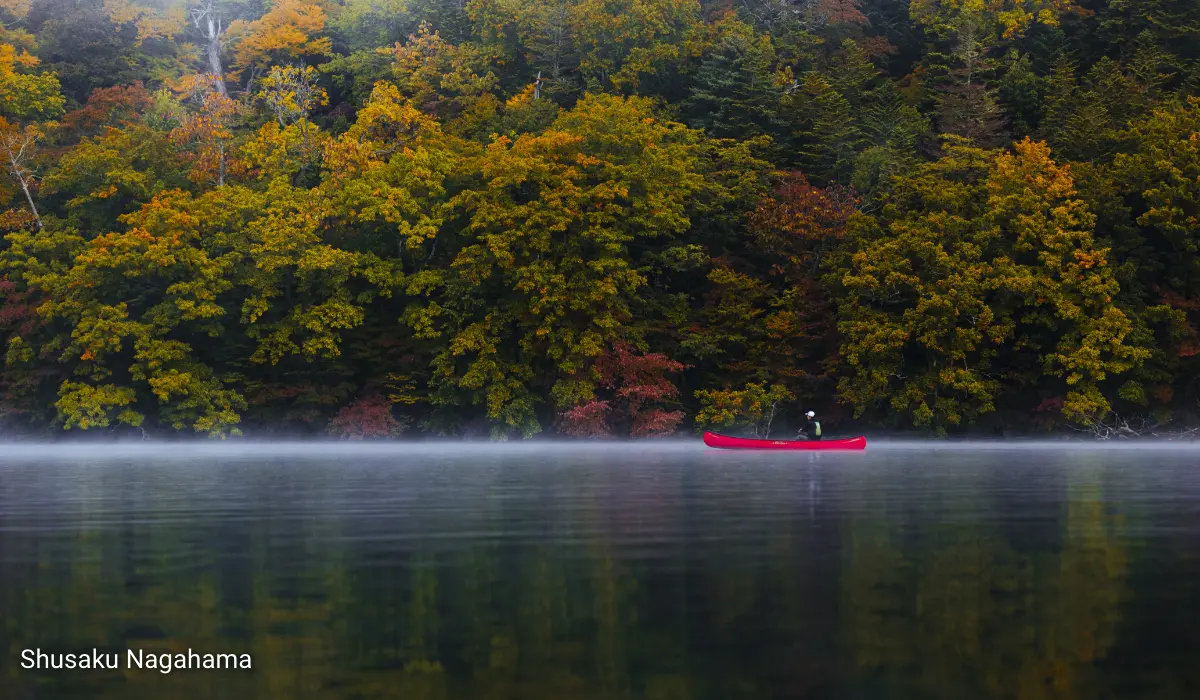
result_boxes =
[191,0,228,96]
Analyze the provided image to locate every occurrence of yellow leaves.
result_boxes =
[334,82,438,162]
[383,22,500,131]
[839,133,1141,431]
[242,119,330,181]
[102,0,187,43]
[227,0,333,74]
[570,0,703,90]
[694,382,793,435]
[30,179,397,435]
[411,92,713,435]
[505,83,537,110]
[148,369,195,401]
[318,85,454,260]
[136,6,188,43]
[171,75,246,188]
[997,8,1032,38]
[0,42,35,74]
[0,43,64,122]
[257,65,327,127]
[297,244,355,273]
[242,295,270,324]
[56,381,141,430]
[103,0,139,25]
[910,0,1083,40]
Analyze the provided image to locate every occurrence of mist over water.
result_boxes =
[2,444,1199,698]
[2,437,1200,462]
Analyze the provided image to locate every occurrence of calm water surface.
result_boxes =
[2,442,1199,699]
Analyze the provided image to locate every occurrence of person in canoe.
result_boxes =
[797,411,822,441]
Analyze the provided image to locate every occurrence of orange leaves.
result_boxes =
[807,0,868,27]
[1072,250,1103,269]
[750,172,859,245]
[227,0,332,74]
[171,75,245,188]
[60,83,153,136]
[102,0,186,44]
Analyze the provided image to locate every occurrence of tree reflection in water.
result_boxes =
[1,448,1197,699]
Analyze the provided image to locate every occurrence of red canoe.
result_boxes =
[703,432,866,451]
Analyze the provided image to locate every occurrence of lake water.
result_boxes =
[1,442,1198,699]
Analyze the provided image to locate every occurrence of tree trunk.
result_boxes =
[206,17,227,96]
[16,171,41,230]
[193,1,227,95]
[3,132,42,230]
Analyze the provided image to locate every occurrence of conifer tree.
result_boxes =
[683,18,780,141]
[997,51,1043,137]
[784,71,862,182]
[935,13,1007,147]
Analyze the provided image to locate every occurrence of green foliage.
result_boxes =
[683,17,779,141]
[784,71,862,181]
[409,93,708,437]
[836,138,1147,432]
[996,51,1042,136]
[0,0,1199,438]
[56,381,142,430]
[694,382,794,438]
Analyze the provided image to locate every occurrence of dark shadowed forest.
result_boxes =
[0,0,1197,439]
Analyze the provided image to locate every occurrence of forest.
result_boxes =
[0,0,1197,438]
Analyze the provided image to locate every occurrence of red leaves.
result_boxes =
[560,400,612,437]
[60,83,153,136]
[328,394,405,439]
[1034,396,1065,412]
[631,407,684,438]
[1161,289,1200,311]
[750,172,859,246]
[0,279,39,336]
[560,344,686,438]
[807,0,868,27]
[595,343,684,411]
[1157,288,1200,356]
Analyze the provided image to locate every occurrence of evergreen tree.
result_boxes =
[683,19,781,141]
[784,71,863,182]
[852,84,930,200]
[997,51,1043,137]
[1038,54,1077,146]
[934,13,1007,147]
[828,38,880,108]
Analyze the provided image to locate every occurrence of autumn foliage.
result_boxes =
[560,344,685,438]
[0,0,1194,438]
[328,394,406,439]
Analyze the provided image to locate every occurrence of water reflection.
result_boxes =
[841,457,1133,699]
[0,446,1197,698]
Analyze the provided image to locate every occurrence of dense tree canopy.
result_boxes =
[0,0,1197,437]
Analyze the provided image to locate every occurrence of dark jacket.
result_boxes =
[803,418,822,440]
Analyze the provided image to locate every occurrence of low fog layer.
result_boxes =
[1,439,1199,463]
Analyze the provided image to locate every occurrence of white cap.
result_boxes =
[806,411,815,418]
